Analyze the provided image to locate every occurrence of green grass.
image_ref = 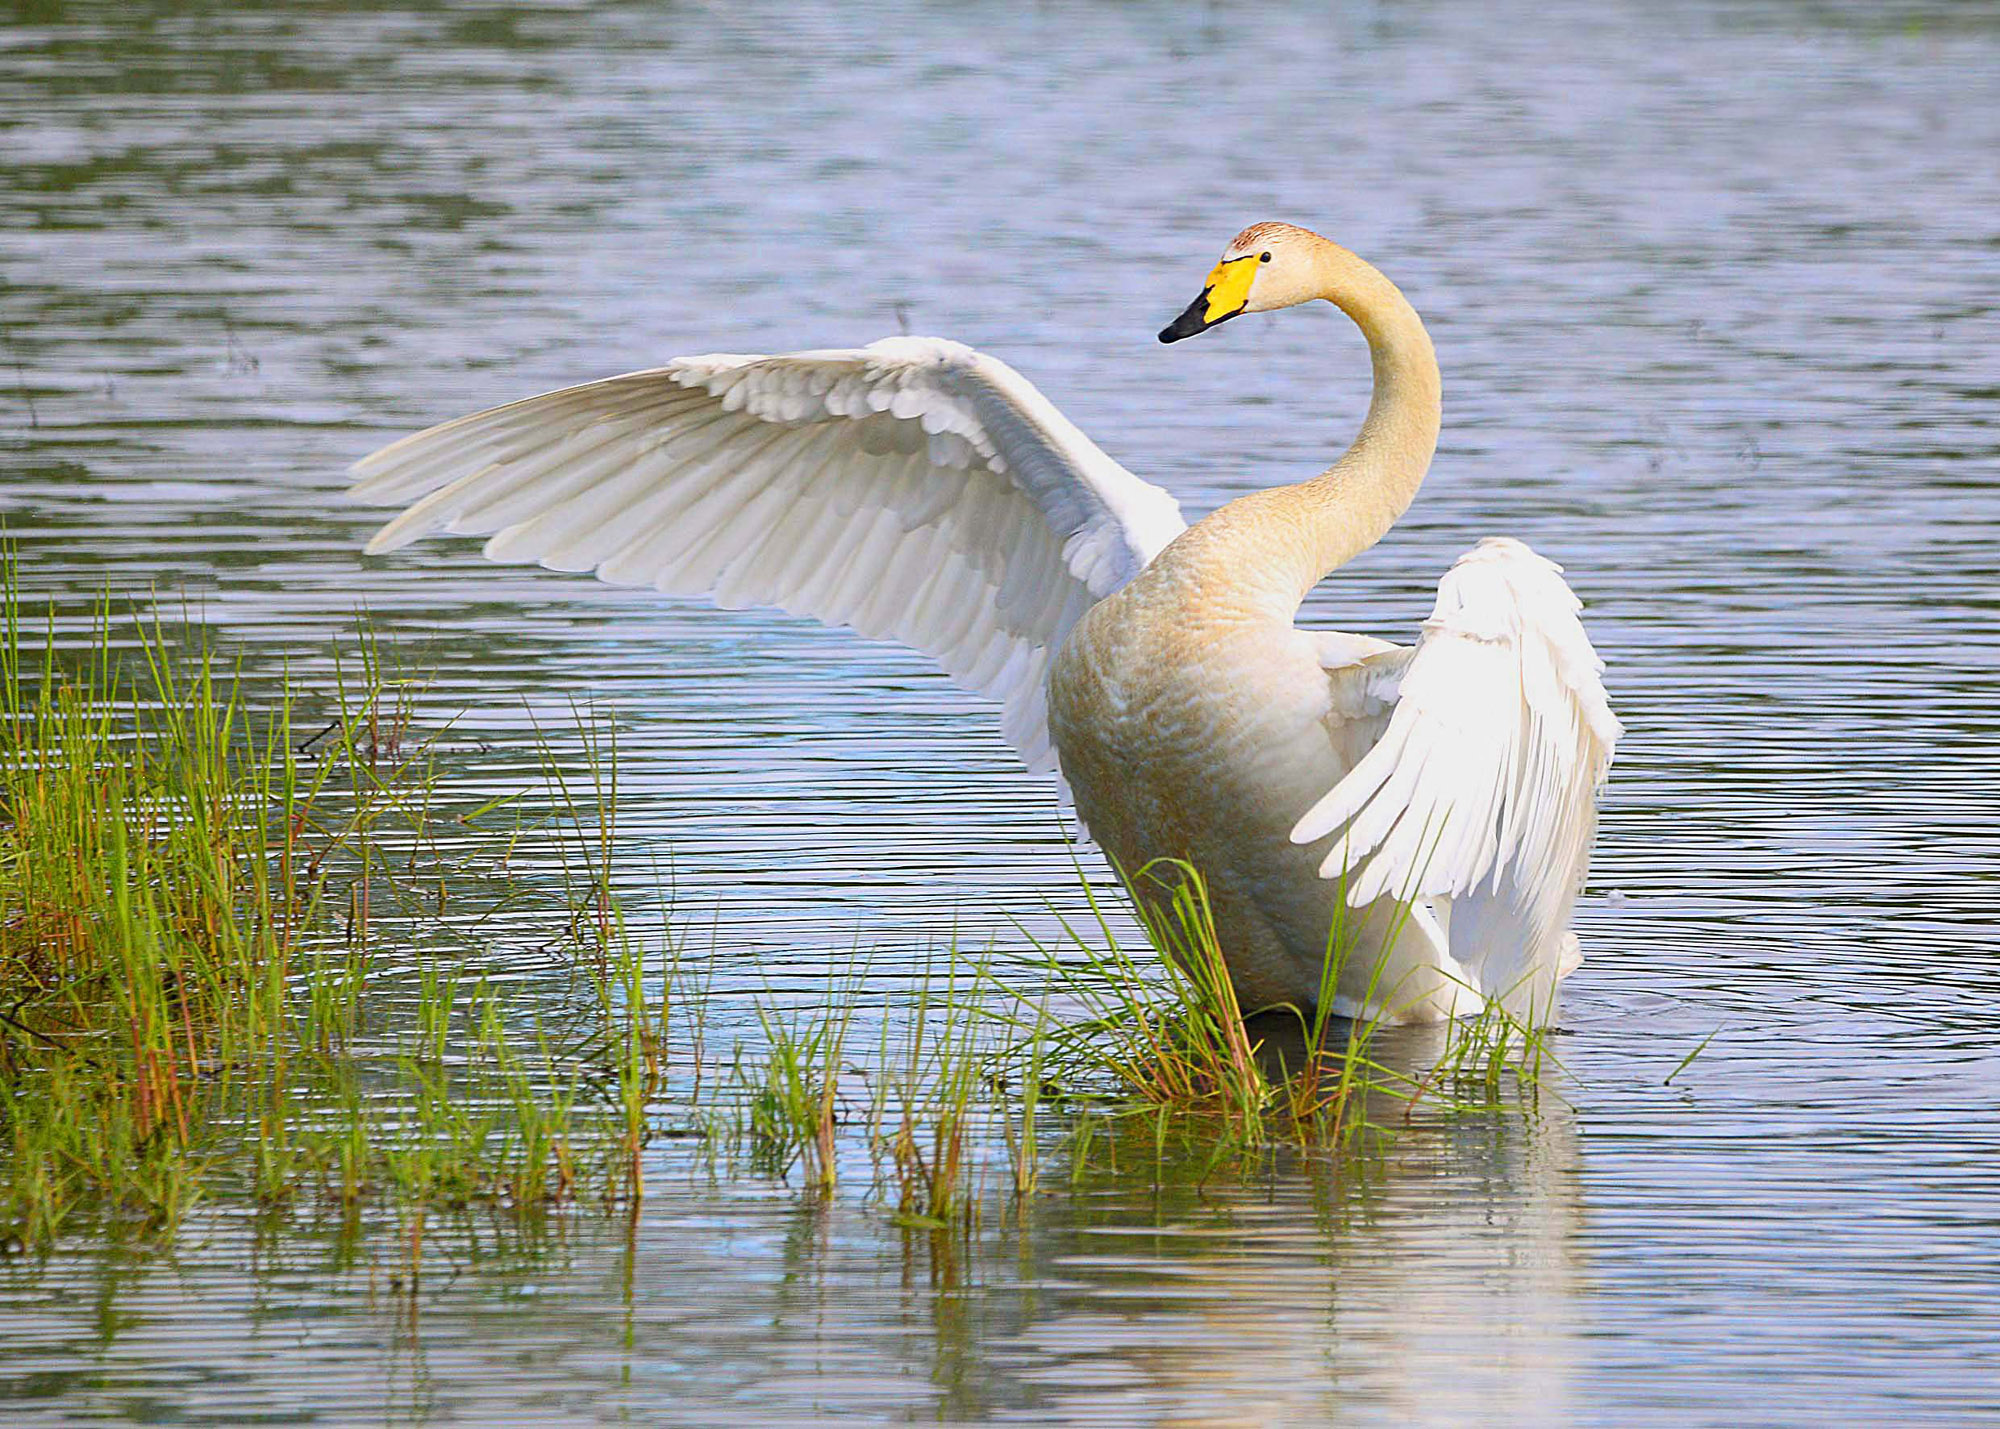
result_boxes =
[867,954,987,1227]
[741,981,855,1191]
[0,561,658,1246]
[979,855,1562,1165]
[995,859,1267,1131]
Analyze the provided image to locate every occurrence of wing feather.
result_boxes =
[351,336,1186,773]
[1293,537,1619,1006]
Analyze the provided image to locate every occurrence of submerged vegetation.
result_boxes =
[0,565,1561,1255]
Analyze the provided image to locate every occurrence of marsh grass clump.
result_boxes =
[0,565,663,1246]
[991,857,1559,1163]
[741,987,855,1191]
[712,954,996,1226]
[1418,987,1566,1112]
[994,859,1304,1144]
[1003,859,1268,1135]
[867,957,989,1228]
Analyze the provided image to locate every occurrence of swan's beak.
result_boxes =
[1158,255,1257,343]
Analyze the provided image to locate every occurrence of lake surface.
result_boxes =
[3,0,1998,1423]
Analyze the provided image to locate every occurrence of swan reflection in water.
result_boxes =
[949,1026,1587,1427]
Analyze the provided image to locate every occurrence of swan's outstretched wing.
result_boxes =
[1292,538,1620,999]
[351,337,1186,773]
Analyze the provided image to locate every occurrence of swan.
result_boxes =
[350,222,1619,1025]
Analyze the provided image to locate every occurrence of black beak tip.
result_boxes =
[1159,293,1240,345]
[1159,294,1212,345]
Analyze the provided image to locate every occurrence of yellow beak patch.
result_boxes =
[1203,255,1259,323]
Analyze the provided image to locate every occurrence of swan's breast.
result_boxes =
[1049,586,1376,1008]
[1049,588,1342,863]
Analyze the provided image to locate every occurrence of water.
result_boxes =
[3,0,1998,1422]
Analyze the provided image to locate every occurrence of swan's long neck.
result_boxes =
[1153,243,1441,619]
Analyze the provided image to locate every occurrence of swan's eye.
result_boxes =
[1259,251,1272,263]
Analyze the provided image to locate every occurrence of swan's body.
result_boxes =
[351,223,1618,1024]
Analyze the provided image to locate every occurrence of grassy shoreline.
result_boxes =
[0,572,670,1245]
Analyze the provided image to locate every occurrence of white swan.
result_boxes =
[351,222,1618,1024]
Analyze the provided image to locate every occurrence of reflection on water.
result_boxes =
[3,0,1998,1422]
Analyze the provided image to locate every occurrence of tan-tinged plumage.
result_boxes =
[349,222,1619,1025]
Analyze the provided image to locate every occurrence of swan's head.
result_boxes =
[1159,222,1325,344]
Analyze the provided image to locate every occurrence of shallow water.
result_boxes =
[3,0,1999,1423]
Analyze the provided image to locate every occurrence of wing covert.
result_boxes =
[350,337,1186,773]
